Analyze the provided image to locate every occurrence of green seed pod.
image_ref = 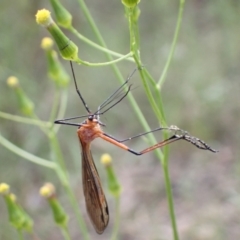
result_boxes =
[36,9,79,61]
[101,154,122,197]
[49,0,72,29]
[46,50,70,88]
[49,198,68,227]
[40,183,68,228]
[7,77,35,117]
[3,193,33,231]
[122,0,140,8]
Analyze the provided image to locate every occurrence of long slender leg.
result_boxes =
[101,130,217,153]
[54,120,82,127]
[102,127,167,143]
[99,133,183,156]
[55,115,89,123]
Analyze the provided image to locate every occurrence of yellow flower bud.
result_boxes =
[7,76,19,88]
[0,183,10,195]
[35,9,53,27]
[40,183,56,199]
[41,37,54,50]
[100,153,112,166]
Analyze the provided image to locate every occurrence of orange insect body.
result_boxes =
[77,119,102,143]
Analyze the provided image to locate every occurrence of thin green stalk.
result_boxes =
[132,8,140,50]
[61,226,72,240]
[126,4,180,240]
[49,88,61,123]
[157,0,185,88]
[135,60,163,121]
[142,69,157,88]
[77,0,112,52]
[64,183,90,240]
[17,230,24,240]
[48,90,68,171]
[69,26,134,62]
[143,70,167,124]
[0,111,51,128]
[127,7,168,161]
[127,8,164,124]
[53,89,68,133]
[0,133,56,169]
[48,131,68,176]
[76,52,133,66]
[31,113,49,136]
[143,70,170,164]
[163,162,179,240]
[111,197,121,240]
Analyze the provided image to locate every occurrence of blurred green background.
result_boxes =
[0,0,239,239]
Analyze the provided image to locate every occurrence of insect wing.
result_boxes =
[81,142,109,234]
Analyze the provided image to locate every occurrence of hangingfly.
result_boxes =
[55,62,217,234]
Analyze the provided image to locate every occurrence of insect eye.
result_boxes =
[88,115,94,121]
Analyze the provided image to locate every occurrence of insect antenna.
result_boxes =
[70,61,91,114]
[95,87,126,116]
[97,85,132,116]
[94,68,138,116]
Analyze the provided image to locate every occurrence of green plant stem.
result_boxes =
[111,196,121,240]
[75,52,133,66]
[53,89,68,133]
[56,173,90,240]
[49,131,68,176]
[157,0,185,88]
[17,230,24,240]
[69,26,134,62]
[0,111,51,128]
[143,70,167,124]
[126,7,166,158]
[32,113,49,136]
[61,226,72,240]
[127,5,180,240]
[0,133,55,168]
[163,161,179,240]
[49,88,61,123]
[128,8,163,124]
[64,183,90,240]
